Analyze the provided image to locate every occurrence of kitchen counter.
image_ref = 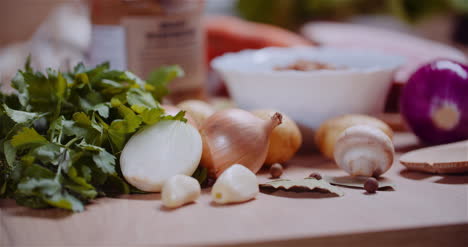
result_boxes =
[1,132,467,246]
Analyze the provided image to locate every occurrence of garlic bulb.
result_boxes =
[211,164,259,204]
[120,120,202,192]
[162,175,201,209]
[200,109,282,177]
[333,125,394,177]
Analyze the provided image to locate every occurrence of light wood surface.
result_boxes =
[218,224,468,247]
[1,133,467,246]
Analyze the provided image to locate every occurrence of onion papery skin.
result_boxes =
[200,109,281,178]
[401,60,468,144]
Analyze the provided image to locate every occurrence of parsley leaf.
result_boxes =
[11,128,48,149]
[78,143,116,175]
[146,65,184,101]
[0,61,186,211]
[2,104,46,124]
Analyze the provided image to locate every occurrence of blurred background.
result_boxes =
[0,0,467,96]
[1,0,467,48]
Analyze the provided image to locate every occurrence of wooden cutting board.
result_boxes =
[1,133,467,246]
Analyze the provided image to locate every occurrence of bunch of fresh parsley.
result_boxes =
[0,59,187,212]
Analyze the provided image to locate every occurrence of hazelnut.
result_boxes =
[364,177,379,193]
[270,163,283,178]
[308,172,322,180]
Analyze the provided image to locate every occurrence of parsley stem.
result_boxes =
[54,150,67,181]
[54,137,80,181]
[65,137,80,148]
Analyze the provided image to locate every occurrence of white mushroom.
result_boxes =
[333,125,394,177]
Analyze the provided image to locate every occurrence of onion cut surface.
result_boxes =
[120,120,203,192]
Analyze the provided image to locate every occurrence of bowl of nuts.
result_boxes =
[211,47,405,129]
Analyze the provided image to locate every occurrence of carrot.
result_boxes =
[205,16,314,63]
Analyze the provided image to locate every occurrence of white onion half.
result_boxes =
[120,120,203,192]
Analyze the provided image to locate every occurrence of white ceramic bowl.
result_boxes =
[211,47,405,129]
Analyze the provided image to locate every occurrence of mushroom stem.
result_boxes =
[333,125,394,177]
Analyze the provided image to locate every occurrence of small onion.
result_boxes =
[210,97,236,111]
[252,109,302,165]
[401,60,468,144]
[176,100,215,126]
[200,109,282,178]
[162,104,198,128]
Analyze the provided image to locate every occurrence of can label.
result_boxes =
[122,15,204,92]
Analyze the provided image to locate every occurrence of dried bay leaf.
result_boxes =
[324,176,395,190]
[260,178,344,196]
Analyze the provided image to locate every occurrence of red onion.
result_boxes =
[401,60,468,144]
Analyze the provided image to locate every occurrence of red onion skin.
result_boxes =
[401,60,468,144]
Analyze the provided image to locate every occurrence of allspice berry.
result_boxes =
[270,163,283,178]
[201,177,216,188]
[364,177,379,193]
[308,172,322,180]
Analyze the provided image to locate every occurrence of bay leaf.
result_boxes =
[260,178,344,196]
[324,176,395,190]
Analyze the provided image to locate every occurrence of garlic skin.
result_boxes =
[211,164,259,204]
[120,120,202,192]
[333,125,394,177]
[162,175,201,209]
[200,109,282,177]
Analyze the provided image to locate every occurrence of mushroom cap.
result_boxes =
[315,114,393,160]
[333,125,394,177]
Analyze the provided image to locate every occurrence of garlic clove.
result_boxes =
[162,175,201,209]
[333,125,394,177]
[211,164,259,204]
